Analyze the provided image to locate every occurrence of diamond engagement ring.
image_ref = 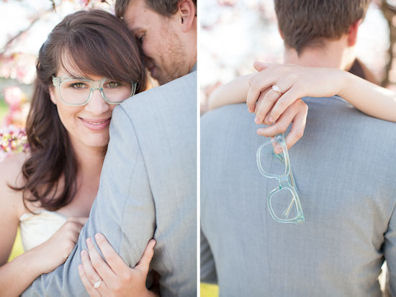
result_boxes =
[93,280,102,289]
[271,85,282,94]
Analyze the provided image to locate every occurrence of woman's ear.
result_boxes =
[49,86,57,105]
[178,0,196,32]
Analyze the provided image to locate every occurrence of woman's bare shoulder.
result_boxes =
[0,152,29,216]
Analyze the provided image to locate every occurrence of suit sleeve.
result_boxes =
[384,203,396,296]
[22,105,156,297]
[200,229,217,284]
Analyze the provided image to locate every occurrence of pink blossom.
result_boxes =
[4,86,25,107]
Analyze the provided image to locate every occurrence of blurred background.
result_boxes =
[0,0,114,160]
[199,0,396,113]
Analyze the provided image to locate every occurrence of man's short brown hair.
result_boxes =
[115,0,197,18]
[274,0,370,55]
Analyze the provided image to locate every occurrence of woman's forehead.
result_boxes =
[57,52,101,80]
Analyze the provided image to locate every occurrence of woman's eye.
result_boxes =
[105,81,122,88]
[69,82,87,89]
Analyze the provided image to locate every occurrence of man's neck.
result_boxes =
[283,38,355,70]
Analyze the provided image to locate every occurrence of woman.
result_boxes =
[208,62,396,152]
[0,9,156,297]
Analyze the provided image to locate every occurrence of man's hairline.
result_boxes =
[120,0,175,20]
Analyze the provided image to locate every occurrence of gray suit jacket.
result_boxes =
[201,98,396,297]
[23,71,197,297]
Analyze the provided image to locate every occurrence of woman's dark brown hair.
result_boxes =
[11,9,146,211]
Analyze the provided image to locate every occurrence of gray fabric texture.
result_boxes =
[201,97,396,297]
[23,71,197,297]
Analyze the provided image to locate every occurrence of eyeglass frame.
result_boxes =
[52,76,138,106]
[256,133,305,224]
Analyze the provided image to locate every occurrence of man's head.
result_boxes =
[116,0,197,85]
[274,0,370,69]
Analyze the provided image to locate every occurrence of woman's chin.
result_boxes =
[78,133,109,151]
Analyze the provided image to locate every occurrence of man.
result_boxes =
[276,0,367,70]
[116,0,197,85]
[23,0,197,296]
[201,0,396,296]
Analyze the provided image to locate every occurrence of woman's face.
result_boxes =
[49,61,129,152]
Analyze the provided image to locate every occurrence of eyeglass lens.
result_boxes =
[269,188,300,221]
[59,79,132,105]
[257,140,287,177]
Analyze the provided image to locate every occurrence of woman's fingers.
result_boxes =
[257,105,295,137]
[284,100,308,150]
[80,249,113,296]
[94,233,130,274]
[135,239,156,274]
[80,249,102,285]
[268,87,302,124]
[246,71,276,113]
[257,100,308,153]
[253,61,271,72]
[85,238,116,284]
[255,87,282,124]
[78,264,101,297]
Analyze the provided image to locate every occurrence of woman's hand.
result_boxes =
[247,62,344,152]
[256,98,308,154]
[78,234,157,297]
[30,217,88,274]
[247,62,343,123]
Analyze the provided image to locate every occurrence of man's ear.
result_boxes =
[277,24,284,40]
[347,20,361,47]
[178,0,196,32]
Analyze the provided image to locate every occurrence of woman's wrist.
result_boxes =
[337,70,356,100]
[22,248,48,275]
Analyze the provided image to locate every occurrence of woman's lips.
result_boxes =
[80,117,111,131]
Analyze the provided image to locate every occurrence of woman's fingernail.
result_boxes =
[268,116,274,124]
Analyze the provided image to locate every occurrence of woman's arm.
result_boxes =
[0,216,87,297]
[207,74,253,110]
[208,62,396,152]
[338,71,396,122]
[0,155,37,297]
[206,70,309,152]
[0,156,41,297]
[0,155,87,297]
[249,62,396,124]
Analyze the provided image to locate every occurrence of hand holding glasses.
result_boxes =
[256,133,304,224]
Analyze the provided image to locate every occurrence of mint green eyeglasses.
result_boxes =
[52,76,137,106]
[256,133,304,224]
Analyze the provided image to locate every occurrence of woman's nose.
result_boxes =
[84,89,111,114]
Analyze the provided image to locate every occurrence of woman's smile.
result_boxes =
[79,117,112,131]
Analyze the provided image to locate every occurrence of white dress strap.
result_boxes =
[19,210,67,251]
